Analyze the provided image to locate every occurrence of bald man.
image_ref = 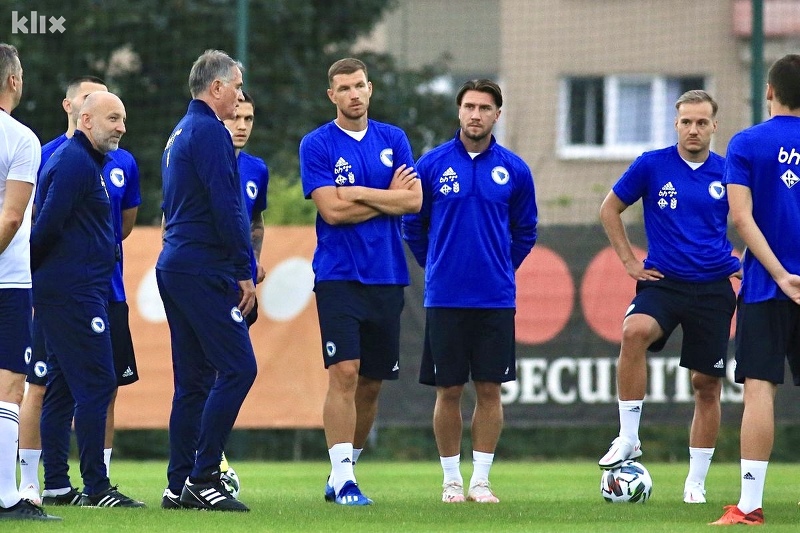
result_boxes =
[31,91,144,508]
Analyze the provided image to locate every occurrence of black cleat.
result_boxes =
[79,485,146,508]
[179,479,249,512]
[161,488,187,509]
[0,499,61,521]
[41,487,82,506]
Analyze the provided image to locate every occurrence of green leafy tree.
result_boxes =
[5,0,455,225]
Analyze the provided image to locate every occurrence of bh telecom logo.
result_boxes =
[11,11,66,34]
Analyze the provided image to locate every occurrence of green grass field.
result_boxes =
[4,460,800,532]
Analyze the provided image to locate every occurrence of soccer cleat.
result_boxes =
[467,481,499,503]
[161,488,186,509]
[179,479,249,512]
[442,481,465,503]
[324,477,336,502]
[0,499,61,521]
[709,505,764,525]
[18,483,42,506]
[41,487,83,506]
[334,481,372,506]
[598,437,642,469]
[79,485,146,508]
[683,481,706,504]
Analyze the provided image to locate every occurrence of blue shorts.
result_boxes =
[734,299,800,385]
[0,288,32,374]
[28,301,138,387]
[419,307,516,387]
[314,281,403,380]
[628,277,735,377]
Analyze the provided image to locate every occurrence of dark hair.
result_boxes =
[241,90,254,108]
[65,75,107,98]
[0,43,20,92]
[327,58,367,86]
[456,79,503,108]
[188,49,242,98]
[768,54,800,110]
[675,89,718,117]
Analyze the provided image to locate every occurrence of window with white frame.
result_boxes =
[558,75,706,160]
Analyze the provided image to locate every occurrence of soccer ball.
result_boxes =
[600,460,652,503]
[221,466,241,499]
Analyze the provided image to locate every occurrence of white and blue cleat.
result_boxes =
[334,481,372,506]
[324,479,335,502]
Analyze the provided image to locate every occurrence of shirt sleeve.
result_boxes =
[509,159,538,269]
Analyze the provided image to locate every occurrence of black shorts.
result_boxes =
[627,277,735,377]
[419,307,516,387]
[734,299,800,385]
[108,300,139,386]
[314,281,404,380]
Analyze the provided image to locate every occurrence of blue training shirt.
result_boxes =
[613,145,740,282]
[402,132,538,308]
[31,130,115,305]
[299,119,414,285]
[238,151,268,282]
[39,135,141,302]
[158,100,252,281]
[724,115,800,303]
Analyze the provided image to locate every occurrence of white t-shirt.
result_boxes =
[0,111,41,287]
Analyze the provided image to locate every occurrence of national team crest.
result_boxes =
[708,181,725,200]
[380,148,393,167]
[109,167,125,188]
[246,180,258,200]
[491,166,510,185]
[91,317,106,333]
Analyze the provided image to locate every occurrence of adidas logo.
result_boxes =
[743,472,756,481]
[198,487,227,506]
[504,367,510,375]
[334,157,351,174]
[122,366,134,378]
[20,459,28,466]
[630,406,641,413]
[391,362,399,372]
[339,494,361,504]
[713,359,724,369]
[340,458,352,464]
[439,167,458,183]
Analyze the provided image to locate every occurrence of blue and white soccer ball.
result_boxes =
[221,466,241,499]
[600,460,652,503]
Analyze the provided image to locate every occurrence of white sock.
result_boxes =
[0,402,20,508]
[328,443,355,494]
[469,450,494,487]
[352,448,363,465]
[18,448,41,491]
[738,459,768,514]
[440,454,462,485]
[685,447,714,487]
[618,399,643,443]
[104,448,112,479]
[41,486,72,497]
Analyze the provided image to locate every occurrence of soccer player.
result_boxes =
[402,79,537,504]
[18,75,141,506]
[299,57,421,506]
[0,42,59,522]
[597,90,740,505]
[32,91,143,508]
[158,49,255,512]
[710,54,800,526]
[223,90,269,323]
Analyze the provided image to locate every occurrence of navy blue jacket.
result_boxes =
[31,130,115,305]
[158,100,251,280]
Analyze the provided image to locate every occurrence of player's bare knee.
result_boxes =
[691,372,722,401]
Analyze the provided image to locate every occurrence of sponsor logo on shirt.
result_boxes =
[657,181,677,210]
[334,157,355,185]
[439,167,459,195]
